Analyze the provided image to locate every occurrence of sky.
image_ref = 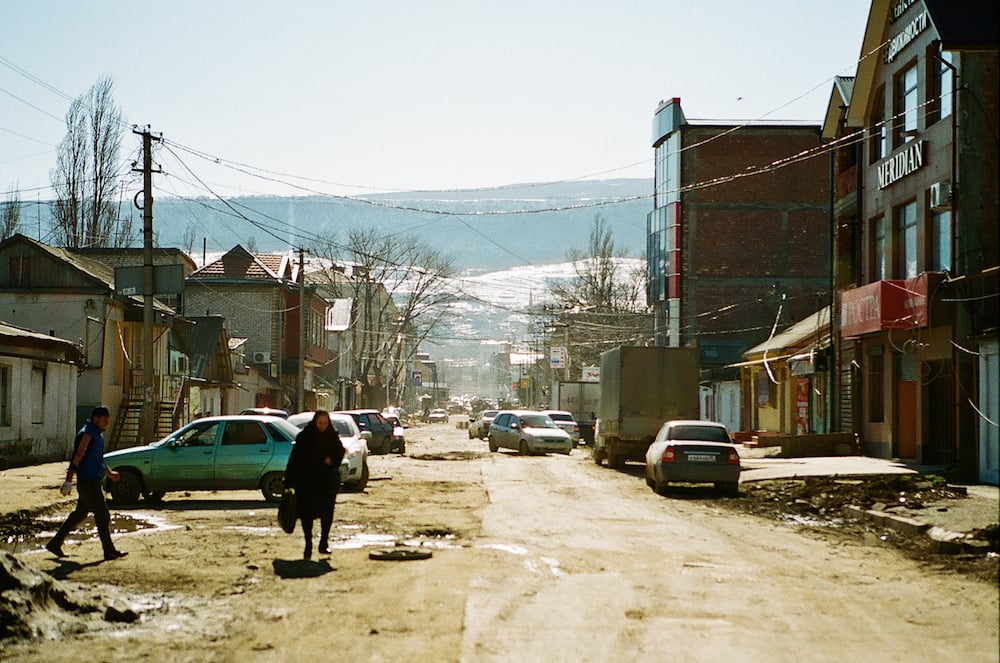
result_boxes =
[1,1,873,202]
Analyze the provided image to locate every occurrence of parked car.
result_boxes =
[644,420,740,495]
[104,415,300,505]
[469,410,499,439]
[340,409,395,454]
[239,407,289,419]
[488,410,572,455]
[288,412,370,492]
[427,408,449,423]
[540,410,580,446]
[382,412,406,454]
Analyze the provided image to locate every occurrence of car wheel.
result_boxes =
[592,447,606,465]
[608,453,625,470]
[109,469,142,506]
[144,491,165,504]
[348,462,369,493]
[645,475,655,490]
[398,441,405,454]
[488,436,498,452]
[715,481,740,497]
[518,440,529,456]
[260,472,285,502]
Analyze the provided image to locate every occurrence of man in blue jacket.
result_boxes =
[46,406,127,561]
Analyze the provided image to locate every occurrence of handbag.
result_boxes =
[277,488,297,534]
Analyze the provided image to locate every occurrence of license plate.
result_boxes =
[686,454,716,463]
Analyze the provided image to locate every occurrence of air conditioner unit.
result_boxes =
[252,351,271,363]
[929,181,953,211]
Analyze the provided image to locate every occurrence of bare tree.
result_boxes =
[548,216,652,371]
[314,228,455,408]
[1,185,21,240]
[181,222,197,258]
[51,76,126,247]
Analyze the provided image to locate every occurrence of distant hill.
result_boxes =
[26,178,652,272]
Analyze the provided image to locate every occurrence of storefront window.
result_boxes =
[932,210,952,272]
[896,201,917,278]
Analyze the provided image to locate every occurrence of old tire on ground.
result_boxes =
[260,472,285,502]
[109,469,142,506]
[488,437,498,452]
[369,547,433,561]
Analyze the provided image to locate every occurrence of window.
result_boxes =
[31,367,45,424]
[931,210,952,272]
[869,86,888,163]
[8,256,30,287]
[894,64,919,146]
[871,216,887,281]
[896,201,918,278]
[222,421,267,445]
[0,366,10,426]
[867,345,885,423]
[174,422,220,447]
[932,50,954,123]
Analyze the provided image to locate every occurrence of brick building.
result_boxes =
[833,0,998,482]
[184,245,331,412]
[647,99,831,432]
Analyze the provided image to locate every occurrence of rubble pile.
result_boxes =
[0,552,103,640]
[739,474,970,520]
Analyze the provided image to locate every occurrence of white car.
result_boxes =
[288,412,369,492]
[540,410,580,445]
[488,410,573,455]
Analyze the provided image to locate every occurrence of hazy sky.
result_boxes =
[2,1,872,200]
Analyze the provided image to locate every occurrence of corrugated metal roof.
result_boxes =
[742,305,831,359]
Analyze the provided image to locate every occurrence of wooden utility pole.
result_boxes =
[297,247,306,412]
[133,125,161,443]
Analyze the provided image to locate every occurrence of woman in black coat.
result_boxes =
[284,410,345,559]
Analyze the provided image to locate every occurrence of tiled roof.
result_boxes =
[190,245,291,281]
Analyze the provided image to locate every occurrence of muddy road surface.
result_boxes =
[2,423,997,662]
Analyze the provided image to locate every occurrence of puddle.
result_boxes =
[409,451,491,461]
[2,512,171,554]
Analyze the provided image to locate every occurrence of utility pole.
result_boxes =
[133,125,161,443]
[297,247,306,413]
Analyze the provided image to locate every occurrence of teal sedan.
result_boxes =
[104,415,300,505]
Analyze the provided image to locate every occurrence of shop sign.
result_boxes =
[581,366,600,382]
[888,0,918,23]
[840,273,934,337]
[795,378,810,435]
[877,140,924,189]
[885,10,929,63]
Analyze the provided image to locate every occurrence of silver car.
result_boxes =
[644,420,740,495]
[288,412,370,492]
[488,410,572,455]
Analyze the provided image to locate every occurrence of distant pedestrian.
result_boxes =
[46,406,127,561]
[283,410,345,559]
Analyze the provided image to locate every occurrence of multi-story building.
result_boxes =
[647,99,832,432]
[835,0,998,482]
[184,245,331,412]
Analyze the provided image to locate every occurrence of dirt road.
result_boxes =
[3,423,997,662]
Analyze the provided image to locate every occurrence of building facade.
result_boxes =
[837,0,998,482]
[647,99,832,432]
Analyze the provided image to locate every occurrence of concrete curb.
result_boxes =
[840,504,993,554]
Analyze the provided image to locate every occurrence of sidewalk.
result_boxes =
[739,449,999,551]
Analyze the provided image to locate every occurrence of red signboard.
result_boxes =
[839,273,936,337]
